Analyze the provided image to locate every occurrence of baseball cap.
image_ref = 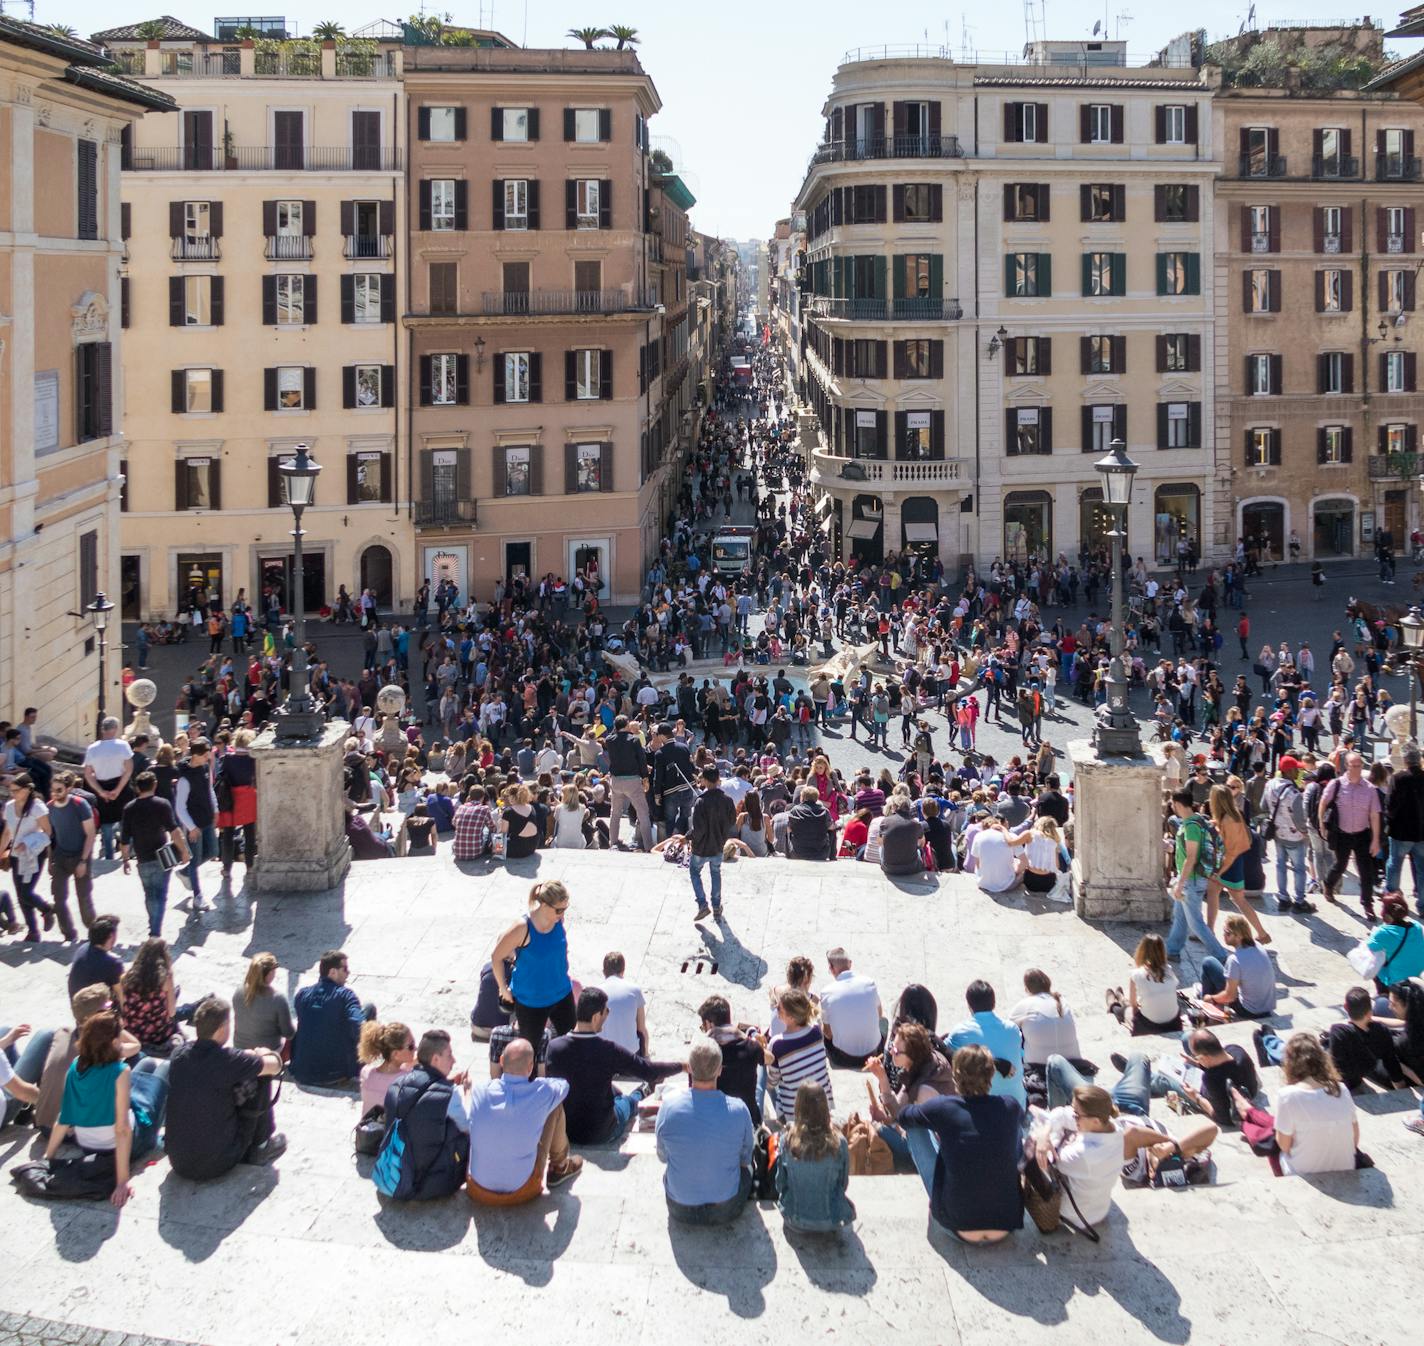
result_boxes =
[1278,755,1302,775]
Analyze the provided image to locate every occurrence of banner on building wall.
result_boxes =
[422,545,469,594]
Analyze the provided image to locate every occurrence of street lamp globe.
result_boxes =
[1400,606,1424,652]
[278,443,321,509]
[85,592,115,632]
[1093,437,1139,508]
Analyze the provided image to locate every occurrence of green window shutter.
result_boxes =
[1186,252,1200,295]
[1039,253,1051,296]
[1006,255,1017,298]
[1081,253,1092,297]
[1113,253,1125,296]
[892,255,906,300]
[1156,252,1167,296]
[873,255,887,301]
[929,254,943,298]
[833,256,843,298]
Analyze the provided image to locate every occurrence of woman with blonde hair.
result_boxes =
[775,1080,856,1231]
[232,951,295,1051]
[357,1020,415,1112]
[552,784,588,849]
[500,782,542,859]
[1206,783,1270,943]
[1012,816,1068,894]
[762,988,833,1121]
[489,881,576,1046]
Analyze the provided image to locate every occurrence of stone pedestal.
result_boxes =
[248,719,352,894]
[1068,738,1170,923]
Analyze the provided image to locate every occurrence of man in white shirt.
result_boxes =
[596,952,647,1055]
[818,948,884,1068]
[82,717,134,861]
[970,822,1021,893]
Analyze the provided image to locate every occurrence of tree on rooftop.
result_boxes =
[607,24,639,49]
[311,20,346,40]
[568,26,609,49]
[46,23,78,37]
[650,147,673,174]
[134,19,166,40]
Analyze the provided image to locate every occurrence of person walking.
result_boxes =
[689,765,736,924]
[214,730,258,882]
[604,716,654,852]
[46,772,97,942]
[0,773,55,940]
[174,740,220,913]
[1319,751,1382,921]
[119,772,189,938]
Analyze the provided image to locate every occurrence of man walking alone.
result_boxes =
[689,766,736,924]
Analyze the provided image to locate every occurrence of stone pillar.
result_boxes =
[1068,738,1170,923]
[248,719,352,894]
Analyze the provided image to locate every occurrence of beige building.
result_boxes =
[94,18,410,618]
[0,19,172,742]
[792,46,1218,571]
[403,45,671,604]
[1214,78,1424,558]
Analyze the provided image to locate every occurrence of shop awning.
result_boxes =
[847,518,882,540]
[903,522,938,543]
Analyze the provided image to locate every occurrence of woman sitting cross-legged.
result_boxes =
[864,1021,954,1193]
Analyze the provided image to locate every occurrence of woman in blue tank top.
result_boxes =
[489,881,576,1048]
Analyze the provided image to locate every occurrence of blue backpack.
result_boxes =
[372,1075,442,1201]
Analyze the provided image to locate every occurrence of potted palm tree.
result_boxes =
[567,26,609,49]
[607,24,639,49]
[135,18,165,48]
[312,20,346,40]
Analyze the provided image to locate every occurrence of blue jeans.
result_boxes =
[1386,838,1424,902]
[1047,1052,1156,1117]
[612,1089,641,1133]
[878,1121,939,1195]
[690,851,722,911]
[185,824,219,898]
[99,821,120,861]
[1166,875,1229,962]
[137,859,172,937]
[129,1056,170,1160]
[662,791,694,838]
[1274,840,1307,904]
[1,1026,53,1127]
[1256,1030,1285,1067]
[666,1165,753,1225]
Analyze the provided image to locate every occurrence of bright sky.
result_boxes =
[32,0,1424,239]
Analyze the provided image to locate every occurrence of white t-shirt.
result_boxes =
[972,829,1019,892]
[1023,833,1059,873]
[1008,992,1081,1065]
[83,737,132,781]
[1130,966,1180,1025]
[818,970,882,1058]
[1049,1108,1168,1226]
[721,777,752,808]
[1275,1082,1356,1175]
[596,976,646,1055]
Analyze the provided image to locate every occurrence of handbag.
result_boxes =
[353,1104,386,1157]
[155,842,184,872]
[1348,925,1410,981]
[1021,1159,1101,1241]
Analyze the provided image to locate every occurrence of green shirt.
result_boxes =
[1176,814,1210,879]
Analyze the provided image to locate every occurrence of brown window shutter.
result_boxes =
[564,442,578,492]
[263,367,277,410]
[171,369,185,413]
[1040,407,1052,450]
[1157,402,1169,449]
[892,184,905,223]
[1409,207,1419,253]
[1315,270,1325,312]
[1342,271,1353,311]
[208,462,221,511]
[1110,105,1124,144]
[1317,427,1328,464]
[418,180,432,231]
[529,444,543,494]
[1003,102,1017,142]
[492,446,507,497]
[1243,354,1254,391]
[1408,351,1418,391]
[210,370,223,414]
[1341,427,1353,462]
[1239,205,1252,252]
[304,366,316,409]
[1270,272,1282,312]
[1380,423,1389,454]
[1317,353,1328,392]
[1079,103,1091,143]
[1003,183,1016,221]
[168,201,184,237]
[175,459,188,510]
[1381,351,1390,390]
[1186,186,1199,223]
[1081,405,1093,451]
[1113,184,1125,220]
[930,341,944,379]
[1407,272,1417,311]
[1312,207,1324,253]
[1004,407,1017,450]
[1267,206,1279,251]
[1342,353,1354,393]
[340,200,354,236]
[1039,338,1051,375]
[600,443,614,491]
[1270,354,1282,392]
[455,354,470,405]
[342,366,356,409]
[1156,334,1167,372]
[1241,270,1252,311]
[1378,206,1388,253]
[1188,335,1201,370]
[1079,335,1092,374]
[1239,127,1250,158]
[1381,270,1391,311]
[1341,207,1353,252]
[346,454,360,504]
[1154,105,1166,144]
[120,202,130,240]
[1185,106,1198,145]
[1153,184,1165,222]
[1036,183,1050,220]
[418,355,432,406]
[893,341,907,378]
[1080,183,1092,221]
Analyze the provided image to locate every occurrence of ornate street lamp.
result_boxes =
[85,592,116,738]
[1400,605,1424,741]
[1092,437,1141,755]
[273,444,325,741]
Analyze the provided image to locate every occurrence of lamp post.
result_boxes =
[85,592,115,738]
[1092,437,1141,756]
[1399,606,1424,742]
[274,445,325,741]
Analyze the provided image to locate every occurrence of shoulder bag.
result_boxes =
[1021,1159,1101,1242]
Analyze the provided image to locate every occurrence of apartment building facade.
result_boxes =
[403,45,667,606]
[96,21,409,619]
[0,20,172,740]
[793,51,1217,572]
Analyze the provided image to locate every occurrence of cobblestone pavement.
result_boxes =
[0,1312,202,1345]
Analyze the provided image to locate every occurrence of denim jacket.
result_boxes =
[774,1136,856,1232]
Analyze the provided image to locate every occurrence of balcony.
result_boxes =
[415,499,477,528]
[812,448,964,488]
[1369,452,1423,480]
[1238,154,1287,178]
[171,237,221,261]
[805,296,963,322]
[344,234,392,260]
[264,234,312,260]
[810,134,964,166]
[1377,155,1423,182]
[1387,233,1407,255]
[479,287,654,317]
[1312,155,1360,179]
[123,146,402,172]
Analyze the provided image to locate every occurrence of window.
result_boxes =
[575,442,603,491]
[1385,268,1408,312]
[1008,252,1048,297]
[351,452,385,502]
[1085,252,1117,296]
[504,179,528,229]
[573,108,602,143]
[1246,428,1278,467]
[900,411,933,458]
[1321,351,1348,394]
[183,368,213,413]
[276,200,302,236]
[1319,425,1350,464]
[1386,350,1410,392]
[431,180,456,231]
[1084,184,1121,222]
[1321,205,1343,252]
[1158,252,1198,296]
[428,263,457,316]
[354,364,382,407]
[276,366,306,410]
[1008,407,1049,455]
[1162,105,1186,144]
[901,254,932,298]
[74,342,112,442]
[1247,269,1276,313]
[1021,103,1039,142]
[180,457,216,509]
[1164,402,1191,448]
[1384,423,1413,454]
[1086,104,1113,143]
[502,107,530,141]
[1161,334,1193,372]
[1005,183,1047,222]
[431,353,458,405]
[902,184,934,222]
[427,107,458,141]
[1249,205,1272,252]
[1317,127,1346,176]
[185,200,212,250]
[1087,404,1121,452]
[575,179,600,228]
[504,352,531,403]
[1386,206,1407,253]
[1379,127,1411,178]
[183,275,212,325]
[1244,126,1274,175]
[573,349,602,400]
[1156,184,1196,223]
[1085,335,1116,374]
[1011,336,1045,375]
[352,274,382,323]
[1247,353,1278,395]
[276,274,305,324]
[902,339,933,377]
